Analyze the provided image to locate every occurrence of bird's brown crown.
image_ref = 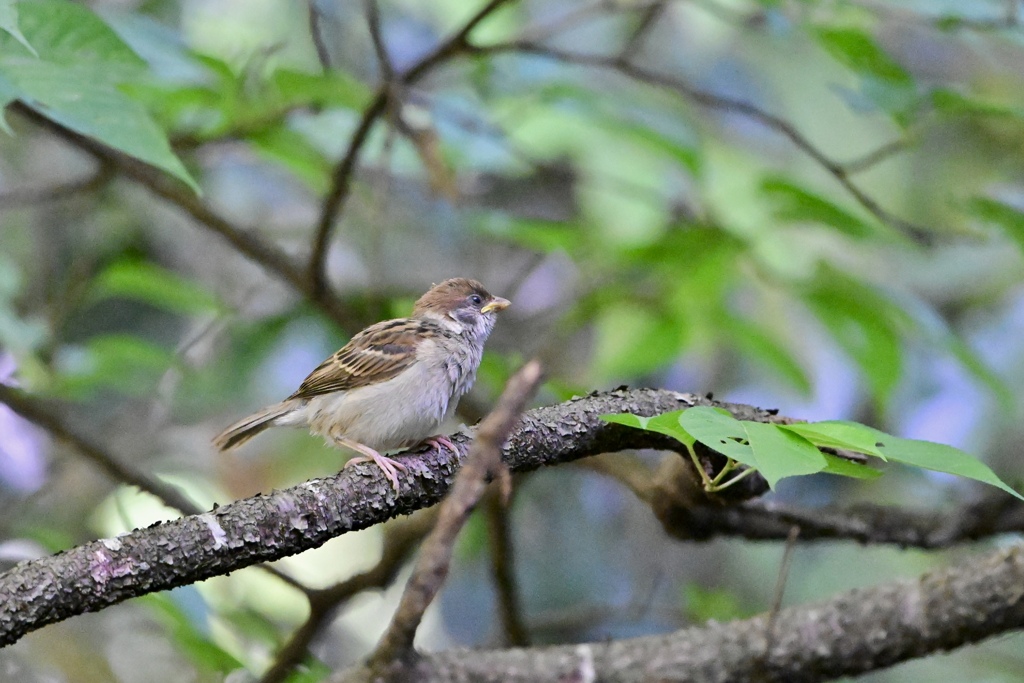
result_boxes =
[412,277,493,315]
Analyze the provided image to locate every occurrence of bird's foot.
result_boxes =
[337,437,406,492]
[423,434,457,455]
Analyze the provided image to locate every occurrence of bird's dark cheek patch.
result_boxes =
[454,309,477,325]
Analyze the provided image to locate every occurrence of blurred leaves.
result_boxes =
[682,584,754,623]
[814,26,918,126]
[801,269,909,405]
[54,334,175,399]
[761,176,877,240]
[89,260,221,315]
[5,0,1024,677]
[0,0,196,189]
[142,593,243,675]
[966,196,1024,254]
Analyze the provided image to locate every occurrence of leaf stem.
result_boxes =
[686,443,715,489]
[711,467,758,492]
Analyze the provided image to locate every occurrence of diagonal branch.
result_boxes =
[258,510,435,683]
[9,103,360,331]
[0,387,760,646]
[369,360,542,674]
[0,384,199,516]
[0,383,309,593]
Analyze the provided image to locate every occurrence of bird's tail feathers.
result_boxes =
[212,401,296,451]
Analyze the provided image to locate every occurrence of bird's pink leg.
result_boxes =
[336,437,406,492]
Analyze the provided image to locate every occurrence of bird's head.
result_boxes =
[413,278,511,338]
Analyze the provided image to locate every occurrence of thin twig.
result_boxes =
[474,41,933,243]
[839,138,909,175]
[366,0,394,82]
[308,0,332,70]
[369,359,543,674]
[0,165,114,208]
[10,102,362,330]
[485,491,530,646]
[619,1,666,60]
[309,0,517,295]
[764,526,799,655]
[0,384,200,515]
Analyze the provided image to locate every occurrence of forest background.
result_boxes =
[2,0,1024,681]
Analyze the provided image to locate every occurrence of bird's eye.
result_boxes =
[469,294,483,306]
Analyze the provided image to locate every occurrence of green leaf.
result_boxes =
[803,270,908,404]
[965,196,1024,254]
[931,89,1022,119]
[720,315,811,395]
[679,407,758,469]
[820,453,883,479]
[249,125,332,193]
[478,215,585,253]
[880,437,1024,501]
[761,176,875,239]
[600,409,694,447]
[815,27,912,85]
[55,334,175,398]
[743,422,827,487]
[89,260,220,315]
[594,304,684,378]
[0,0,35,56]
[143,593,244,674]
[270,68,371,111]
[0,0,197,191]
[779,420,886,459]
[814,27,917,126]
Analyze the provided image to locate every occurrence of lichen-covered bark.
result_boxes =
[0,388,750,646]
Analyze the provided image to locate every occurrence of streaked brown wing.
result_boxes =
[288,318,438,399]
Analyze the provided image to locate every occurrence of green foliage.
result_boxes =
[0,0,196,189]
[814,25,918,126]
[801,270,908,405]
[54,334,176,399]
[601,407,1019,498]
[682,584,754,623]
[88,260,221,315]
[966,196,1024,254]
[0,0,35,56]
[142,593,244,674]
[761,176,879,240]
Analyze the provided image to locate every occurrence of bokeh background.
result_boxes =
[2,0,1024,680]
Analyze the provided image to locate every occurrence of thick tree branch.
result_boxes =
[661,493,1024,547]
[375,542,1024,683]
[1,386,1019,648]
[0,384,309,592]
[0,387,757,646]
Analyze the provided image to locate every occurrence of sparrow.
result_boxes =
[213,278,510,492]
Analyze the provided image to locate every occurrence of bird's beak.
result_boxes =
[481,297,511,314]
